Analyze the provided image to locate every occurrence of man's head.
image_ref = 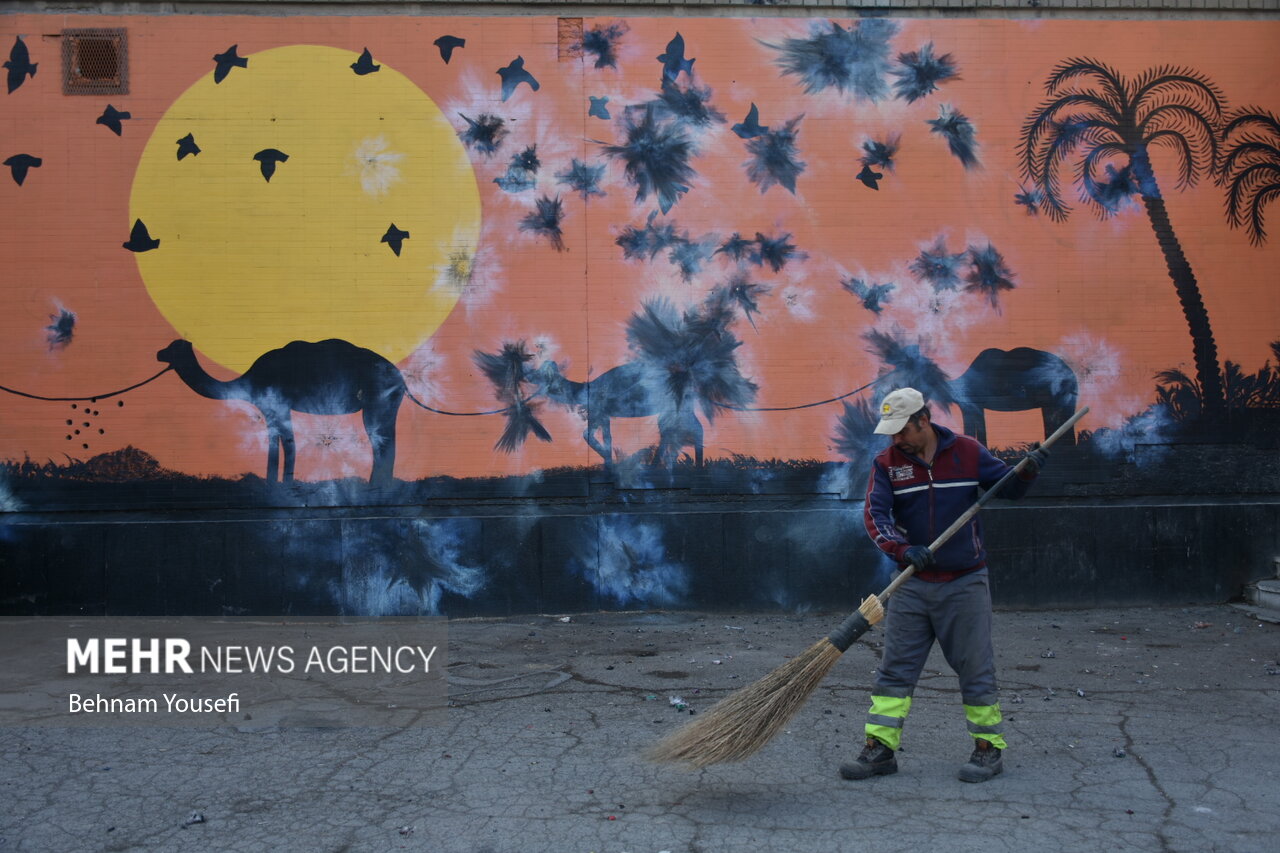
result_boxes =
[874,388,934,457]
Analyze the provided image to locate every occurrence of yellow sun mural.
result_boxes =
[130,44,481,372]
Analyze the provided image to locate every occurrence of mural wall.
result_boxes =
[2,14,1278,616]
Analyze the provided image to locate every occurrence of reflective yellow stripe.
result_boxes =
[871,695,912,719]
[865,695,912,750]
[964,702,1006,749]
[963,702,1003,727]
[866,724,903,750]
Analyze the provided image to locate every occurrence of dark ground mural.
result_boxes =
[1,16,1277,617]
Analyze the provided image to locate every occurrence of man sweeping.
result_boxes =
[843,387,1047,783]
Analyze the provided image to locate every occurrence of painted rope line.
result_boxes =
[405,389,528,417]
[0,366,174,402]
[0,366,517,417]
[2,366,888,418]
[714,371,894,412]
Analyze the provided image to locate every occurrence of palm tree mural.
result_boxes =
[1018,59,1227,413]
[1156,340,1280,425]
[1219,107,1280,246]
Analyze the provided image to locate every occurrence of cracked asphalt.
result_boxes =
[3,603,1278,853]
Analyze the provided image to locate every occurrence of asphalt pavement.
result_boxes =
[3,603,1278,853]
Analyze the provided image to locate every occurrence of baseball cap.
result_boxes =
[873,388,926,435]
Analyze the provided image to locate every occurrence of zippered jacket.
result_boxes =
[863,423,1036,581]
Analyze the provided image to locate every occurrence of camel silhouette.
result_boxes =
[533,360,703,471]
[951,347,1079,446]
[157,339,405,484]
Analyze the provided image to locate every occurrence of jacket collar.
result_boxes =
[933,422,957,451]
[889,421,957,466]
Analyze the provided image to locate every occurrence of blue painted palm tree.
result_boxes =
[832,396,880,469]
[474,342,552,452]
[1218,107,1280,246]
[862,328,956,412]
[1019,59,1226,412]
[626,298,759,426]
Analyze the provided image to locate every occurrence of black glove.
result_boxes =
[902,546,934,570]
[1023,442,1049,475]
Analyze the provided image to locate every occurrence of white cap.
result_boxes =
[873,388,926,435]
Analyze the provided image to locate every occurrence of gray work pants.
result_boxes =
[874,567,998,706]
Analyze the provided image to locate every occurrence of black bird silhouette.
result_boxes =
[212,45,248,84]
[5,35,37,94]
[588,96,610,120]
[856,164,883,190]
[176,133,201,161]
[4,153,41,185]
[434,35,465,64]
[732,103,768,139]
[657,33,695,84]
[96,104,131,136]
[351,48,380,76]
[122,219,160,252]
[497,56,539,102]
[253,148,289,182]
[381,223,410,256]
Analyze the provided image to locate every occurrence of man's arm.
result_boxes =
[863,459,910,562]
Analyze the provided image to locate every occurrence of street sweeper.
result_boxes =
[844,387,1048,783]
[646,400,1082,773]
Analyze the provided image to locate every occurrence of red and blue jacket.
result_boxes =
[863,423,1037,582]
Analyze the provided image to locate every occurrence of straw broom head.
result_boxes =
[644,637,844,767]
[644,595,884,768]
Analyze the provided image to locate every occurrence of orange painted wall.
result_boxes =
[2,15,1277,484]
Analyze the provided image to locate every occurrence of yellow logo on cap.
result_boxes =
[882,403,892,414]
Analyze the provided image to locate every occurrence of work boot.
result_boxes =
[839,738,898,780]
[957,739,1004,783]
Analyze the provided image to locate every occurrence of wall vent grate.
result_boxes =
[62,28,129,96]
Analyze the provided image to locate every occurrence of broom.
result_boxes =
[645,407,1089,768]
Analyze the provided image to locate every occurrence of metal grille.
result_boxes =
[62,28,128,95]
